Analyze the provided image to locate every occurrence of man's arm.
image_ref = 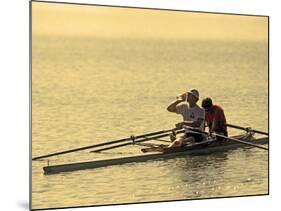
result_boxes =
[167,99,185,113]
[176,118,204,129]
[210,109,226,132]
[210,120,218,132]
[167,93,187,113]
[184,118,204,128]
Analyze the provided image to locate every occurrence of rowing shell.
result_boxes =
[43,134,268,175]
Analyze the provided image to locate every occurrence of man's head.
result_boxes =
[187,89,199,104]
[202,97,213,112]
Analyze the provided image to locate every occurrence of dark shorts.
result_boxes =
[184,132,204,142]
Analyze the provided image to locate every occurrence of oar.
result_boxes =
[227,124,269,136]
[91,129,185,153]
[141,136,171,143]
[134,142,164,147]
[182,126,268,151]
[32,128,181,160]
[213,132,268,150]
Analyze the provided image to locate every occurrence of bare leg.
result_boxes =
[168,136,195,148]
[168,136,184,148]
[182,136,195,145]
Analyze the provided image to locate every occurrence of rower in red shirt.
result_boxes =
[201,97,228,139]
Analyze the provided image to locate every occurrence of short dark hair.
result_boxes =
[202,97,213,109]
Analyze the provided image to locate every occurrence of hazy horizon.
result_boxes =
[32,2,268,41]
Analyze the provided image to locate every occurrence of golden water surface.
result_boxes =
[31,3,268,210]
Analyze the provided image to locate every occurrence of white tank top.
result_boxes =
[175,102,205,131]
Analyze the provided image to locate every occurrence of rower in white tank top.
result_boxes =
[167,88,205,147]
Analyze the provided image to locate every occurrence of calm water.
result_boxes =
[32,36,268,209]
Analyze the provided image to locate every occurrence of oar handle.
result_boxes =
[227,124,269,136]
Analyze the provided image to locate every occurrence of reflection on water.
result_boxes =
[32,37,268,209]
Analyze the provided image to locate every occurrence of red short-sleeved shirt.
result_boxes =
[205,105,228,136]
